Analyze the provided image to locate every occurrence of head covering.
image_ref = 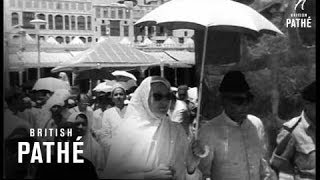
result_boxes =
[219,71,251,93]
[103,76,172,178]
[301,81,316,102]
[59,72,69,82]
[43,89,71,109]
[111,83,127,96]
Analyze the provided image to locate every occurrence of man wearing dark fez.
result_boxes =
[270,81,316,180]
[197,71,276,180]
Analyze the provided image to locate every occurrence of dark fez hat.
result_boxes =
[301,81,316,102]
[219,71,251,93]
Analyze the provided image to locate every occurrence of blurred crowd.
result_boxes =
[3,70,315,180]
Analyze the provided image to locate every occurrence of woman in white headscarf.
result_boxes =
[66,112,106,177]
[58,72,70,87]
[101,76,205,179]
[94,83,128,147]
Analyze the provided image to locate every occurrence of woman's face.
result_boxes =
[148,83,171,117]
[74,115,88,136]
[112,88,126,108]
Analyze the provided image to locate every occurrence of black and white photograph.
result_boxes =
[3,0,315,179]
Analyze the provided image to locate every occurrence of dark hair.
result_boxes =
[76,113,88,123]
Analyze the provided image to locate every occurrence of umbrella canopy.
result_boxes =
[141,37,154,46]
[112,70,137,81]
[163,37,177,46]
[183,38,194,47]
[32,77,71,92]
[46,36,59,45]
[136,0,283,36]
[25,34,36,43]
[69,36,84,45]
[93,81,115,93]
[52,38,160,72]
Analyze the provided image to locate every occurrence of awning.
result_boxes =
[8,51,81,71]
[52,38,160,72]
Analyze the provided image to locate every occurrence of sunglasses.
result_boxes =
[153,93,172,101]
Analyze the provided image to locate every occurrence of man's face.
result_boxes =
[304,100,316,126]
[78,96,90,112]
[178,89,188,101]
[112,88,126,108]
[74,116,88,136]
[148,83,172,118]
[222,93,251,123]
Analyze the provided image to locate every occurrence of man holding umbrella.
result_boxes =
[195,71,276,180]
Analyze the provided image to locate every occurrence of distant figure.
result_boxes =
[295,0,307,10]
[59,72,70,87]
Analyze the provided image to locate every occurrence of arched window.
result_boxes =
[48,15,53,29]
[87,16,91,30]
[65,15,69,30]
[12,13,19,26]
[79,37,86,43]
[55,15,63,30]
[56,36,64,44]
[37,14,46,29]
[77,16,85,30]
[71,16,76,30]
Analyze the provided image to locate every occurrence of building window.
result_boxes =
[65,15,69,30]
[125,9,130,19]
[41,1,47,8]
[23,12,35,29]
[37,14,46,29]
[111,8,116,19]
[124,26,129,37]
[12,13,19,26]
[96,7,101,18]
[25,0,32,8]
[178,37,184,44]
[79,37,86,43]
[103,8,108,18]
[18,0,23,8]
[87,16,91,30]
[56,36,64,44]
[88,37,92,42]
[34,0,39,8]
[184,31,188,36]
[10,0,16,7]
[56,2,62,10]
[110,20,120,36]
[71,16,76,30]
[77,16,85,30]
[102,20,105,24]
[101,25,107,36]
[49,1,54,9]
[86,3,91,11]
[71,2,76,10]
[78,3,84,11]
[55,15,63,30]
[64,2,69,10]
[156,26,164,36]
[48,15,53,29]
[118,9,123,19]
[95,26,97,31]
[66,36,70,43]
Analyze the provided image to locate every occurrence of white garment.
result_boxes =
[168,100,189,123]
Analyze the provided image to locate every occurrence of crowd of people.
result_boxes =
[3,70,315,180]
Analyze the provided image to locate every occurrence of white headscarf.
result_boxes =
[102,76,172,178]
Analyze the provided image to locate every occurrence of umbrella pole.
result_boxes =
[194,27,209,139]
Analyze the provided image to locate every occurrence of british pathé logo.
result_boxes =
[286,0,311,28]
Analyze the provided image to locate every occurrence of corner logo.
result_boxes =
[286,0,311,28]
[294,0,307,10]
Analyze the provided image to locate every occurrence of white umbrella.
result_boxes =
[183,38,194,47]
[46,36,59,45]
[120,37,132,45]
[93,82,114,93]
[141,37,153,46]
[136,0,283,139]
[32,77,71,92]
[112,70,137,81]
[162,37,177,46]
[69,36,84,45]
